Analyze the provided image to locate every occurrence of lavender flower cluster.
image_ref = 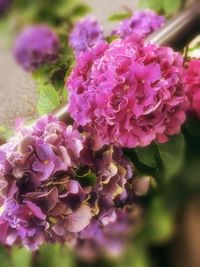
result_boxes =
[0,116,137,255]
[112,10,165,39]
[69,16,104,56]
[14,25,60,72]
[68,10,164,57]
[0,0,10,16]
[13,10,164,72]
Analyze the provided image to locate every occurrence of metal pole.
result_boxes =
[146,2,200,49]
[53,3,200,122]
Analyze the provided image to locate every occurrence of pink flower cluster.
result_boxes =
[184,59,200,118]
[67,36,188,149]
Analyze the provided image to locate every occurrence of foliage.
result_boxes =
[108,11,132,22]
[11,247,32,267]
[127,134,185,182]
[0,246,12,267]
[11,0,90,26]
[35,244,75,267]
[142,197,175,244]
[37,81,61,115]
[138,0,184,16]
[0,245,74,267]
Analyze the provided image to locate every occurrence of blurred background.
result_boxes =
[1,0,200,267]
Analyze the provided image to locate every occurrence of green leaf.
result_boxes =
[157,134,185,180]
[0,246,12,267]
[127,134,185,181]
[0,126,13,142]
[37,82,60,115]
[12,247,31,267]
[70,3,90,17]
[62,88,68,102]
[163,0,182,15]
[109,12,131,21]
[138,0,183,15]
[116,245,151,267]
[50,67,66,92]
[144,197,174,243]
[135,145,158,168]
[76,168,97,186]
[184,117,200,140]
[37,244,75,267]
[138,0,163,13]
[106,35,118,44]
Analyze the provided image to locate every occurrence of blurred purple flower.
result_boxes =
[0,0,10,16]
[13,25,60,71]
[69,16,104,56]
[73,207,140,261]
[112,10,165,39]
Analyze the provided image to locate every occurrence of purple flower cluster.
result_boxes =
[112,10,165,39]
[0,0,10,16]
[69,17,104,56]
[67,36,188,149]
[72,147,137,260]
[13,25,60,72]
[73,209,137,260]
[0,115,136,252]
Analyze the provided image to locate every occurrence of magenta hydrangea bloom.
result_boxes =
[67,36,188,149]
[0,116,136,252]
[184,59,200,118]
[13,25,60,71]
[0,0,10,16]
[112,10,165,39]
[69,16,104,56]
